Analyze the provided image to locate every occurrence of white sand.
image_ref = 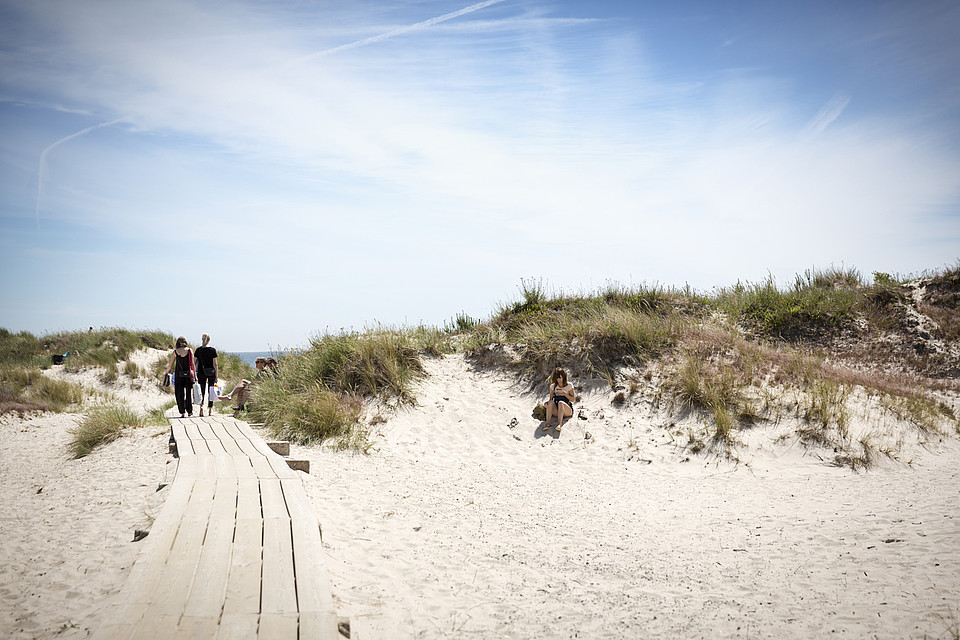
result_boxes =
[1,351,958,639]
[294,354,960,639]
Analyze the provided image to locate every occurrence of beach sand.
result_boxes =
[1,351,958,639]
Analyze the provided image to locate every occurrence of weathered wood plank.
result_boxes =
[281,479,335,615]
[261,517,297,615]
[184,421,204,441]
[210,477,238,520]
[236,479,261,519]
[251,455,278,479]
[205,437,228,456]
[215,613,259,640]
[170,422,194,456]
[258,613,299,638]
[299,611,342,640]
[181,517,235,620]
[259,480,288,520]
[221,518,263,618]
[197,421,217,440]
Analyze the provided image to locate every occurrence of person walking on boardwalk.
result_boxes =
[194,334,219,417]
[163,336,196,418]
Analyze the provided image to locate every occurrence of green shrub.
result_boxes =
[718,271,861,339]
[70,405,145,458]
[294,330,425,400]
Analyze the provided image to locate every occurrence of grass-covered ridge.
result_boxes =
[4,264,957,466]
[241,264,958,466]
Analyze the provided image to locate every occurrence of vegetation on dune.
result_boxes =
[3,262,958,464]
[246,328,441,449]
[69,405,147,458]
[457,265,960,466]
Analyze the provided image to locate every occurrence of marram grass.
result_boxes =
[70,405,146,458]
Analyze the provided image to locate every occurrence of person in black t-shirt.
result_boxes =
[194,333,219,417]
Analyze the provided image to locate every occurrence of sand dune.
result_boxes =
[1,352,958,639]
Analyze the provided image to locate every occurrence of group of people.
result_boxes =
[162,334,277,419]
[164,335,576,434]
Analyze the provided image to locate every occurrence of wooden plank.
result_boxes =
[233,434,263,459]
[235,422,279,458]
[300,611,342,640]
[261,517,297,614]
[191,438,212,454]
[281,479,334,614]
[210,477,238,521]
[205,437,228,455]
[291,518,335,614]
[237,479,261,519]
[181,517,235,619]
[170,422,194,456]
[258,613,299,638]
[197,421,217,440]
[221,518,263,618]
[130,611,180,639]
[259,480,288,520]
[173,616,220,639]
[266,454,300,479]
[216,614,259,640]
[210,422,245,456]
[252,455,279,479]
[215,454,239,480]
[234,457,259,479]
[128,517,207,637]
[184,422,204,441]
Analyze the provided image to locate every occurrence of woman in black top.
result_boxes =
[543,367,576,432]
[163,336,196,418]
[194,333,219,417]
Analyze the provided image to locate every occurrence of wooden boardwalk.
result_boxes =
[92,414,341,639]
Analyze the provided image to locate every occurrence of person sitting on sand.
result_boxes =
[543,367,576,432]
[219,357,269,416]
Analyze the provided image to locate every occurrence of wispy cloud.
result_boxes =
[34,117,125,225]
[289,0,509,63]
[1,0,958,347]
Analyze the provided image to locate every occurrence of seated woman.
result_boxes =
[543,367,576,432]
[219,357,268,415]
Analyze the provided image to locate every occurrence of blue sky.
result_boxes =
[1,0,958,351]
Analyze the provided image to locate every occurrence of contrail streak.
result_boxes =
[800,93,850,143]
[35,118,125,226]
[291,0,508,64]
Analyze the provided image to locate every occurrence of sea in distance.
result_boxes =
[229,351,275,367]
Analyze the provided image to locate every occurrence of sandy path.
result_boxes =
[295,355,960,639]
[0,413,172,639]
[1,351,957,639]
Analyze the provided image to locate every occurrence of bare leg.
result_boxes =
[557,403,572,431]
[544,400,555,429]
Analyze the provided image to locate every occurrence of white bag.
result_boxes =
[192,382,203,405]
[209,384,221,400]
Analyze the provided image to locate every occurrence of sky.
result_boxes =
[1,0,958,351]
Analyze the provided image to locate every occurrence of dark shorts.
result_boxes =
[553,396,573,410]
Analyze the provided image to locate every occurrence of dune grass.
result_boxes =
[69,405,147,458]
[0,364,85,414]
[246,328,436,448]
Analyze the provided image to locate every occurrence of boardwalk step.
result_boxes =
[267,441,291,456]
[286,459,310,473]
